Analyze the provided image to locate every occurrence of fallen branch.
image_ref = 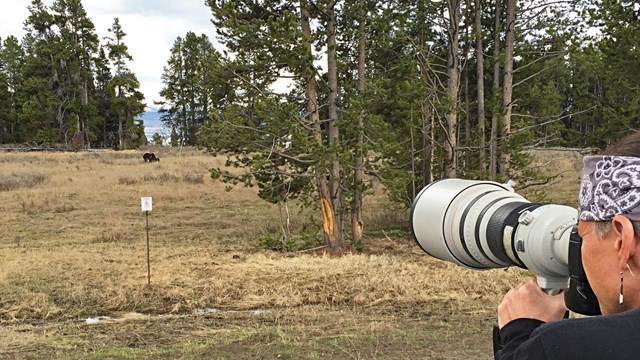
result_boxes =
[298,245,329,253]
[516,171,567,191]
[382,230,396,244]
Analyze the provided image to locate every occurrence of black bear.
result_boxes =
[143,153,160,162]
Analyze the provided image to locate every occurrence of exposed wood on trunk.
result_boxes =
[326,2,343,248]
[300,0,335,248]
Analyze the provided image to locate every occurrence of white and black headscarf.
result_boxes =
[579,156,640,221]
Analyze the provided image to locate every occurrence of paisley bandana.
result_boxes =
[578,156,640,221]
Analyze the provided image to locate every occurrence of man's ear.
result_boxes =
[612,215,639,270]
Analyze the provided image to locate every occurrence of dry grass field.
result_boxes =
[0,146,586,359]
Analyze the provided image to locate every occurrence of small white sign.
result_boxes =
[141,197,153,212]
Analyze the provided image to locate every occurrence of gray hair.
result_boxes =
[592,220,640,239]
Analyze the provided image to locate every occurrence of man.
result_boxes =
[496,135,640,359]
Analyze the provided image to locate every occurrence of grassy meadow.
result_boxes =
[0,147,584,359]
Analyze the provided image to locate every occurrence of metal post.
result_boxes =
[146,210,151,286]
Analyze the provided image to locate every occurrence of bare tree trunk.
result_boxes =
[116,84,124,150]
[351,6,366,243]
[279,201,291,251]
[57,102,66,143]
[118,116,123,150]
[423,104,434,185]
[464,66,470,174]
[410,125,416,199]
[463,7,471,174]
[500,0,516,177]
[489,0,502,181]
[300,0,335,248]
[445,0,461,178]
[81,79,89,148]
[475,0,486,175]
[417,0,433,186]
[326,2,343,248]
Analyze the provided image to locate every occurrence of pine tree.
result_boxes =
[94,46,114,147]
[21,0,59,143]
[159,33,223,146]
[104,17,145,150]
[0,36,25,143]
[51,0,100,147]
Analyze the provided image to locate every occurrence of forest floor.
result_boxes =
[0,146,586,359]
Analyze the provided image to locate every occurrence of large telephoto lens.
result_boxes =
[411,179,578,290]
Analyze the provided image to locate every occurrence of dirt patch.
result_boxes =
[0,304,496,360]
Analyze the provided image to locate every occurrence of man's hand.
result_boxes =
[498,277,568,328]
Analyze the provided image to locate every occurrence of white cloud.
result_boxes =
[0,0,220,108]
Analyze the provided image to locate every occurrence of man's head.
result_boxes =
[578,132,640,314]
[578,216,639,314]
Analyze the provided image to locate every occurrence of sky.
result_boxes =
[0,0,221,109]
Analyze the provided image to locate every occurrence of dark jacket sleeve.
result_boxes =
[495,319,548,360]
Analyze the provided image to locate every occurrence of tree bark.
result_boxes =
[445,0,461,178]
[351,5,366,244]
[422,102,433,185]
[326,2,344,248]
[81,79,89,148]
[300,0,336,248]
[464,64,470,173]
[417,0,433,186]
[475,0,486,175]
[500,0,517,177]
[489,0,502,181]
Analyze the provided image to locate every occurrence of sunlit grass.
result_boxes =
[0,146,583,359]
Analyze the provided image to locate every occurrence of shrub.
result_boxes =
[118,176,138,185]
[157,172,179,183]
[92,231,127,243]
[182,171,204,184]
[258,233,294,251]
[0,173,50,191]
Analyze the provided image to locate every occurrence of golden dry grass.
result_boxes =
[0,147,583,359]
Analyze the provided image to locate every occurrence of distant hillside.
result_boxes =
[138,109,167,141]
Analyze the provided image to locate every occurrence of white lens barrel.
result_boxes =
[411,179,521,269]
[411,179,578,282]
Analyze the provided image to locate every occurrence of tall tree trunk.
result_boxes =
[81,79,89,148]
[422,102,433,185]
[417,0,433,186]
[475,0,486,175]
[57,105,66,143]
[445,0,461,178]
[117,84,123,150]
[464,66,470,174]
[352,6,366,243]
[463,7,471,174]
[103,115,107,148]
[489,0,501,181]
[300,0,335,248]
[326,2,343,248]
[118,115,123,150]
[500,0,516,177]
